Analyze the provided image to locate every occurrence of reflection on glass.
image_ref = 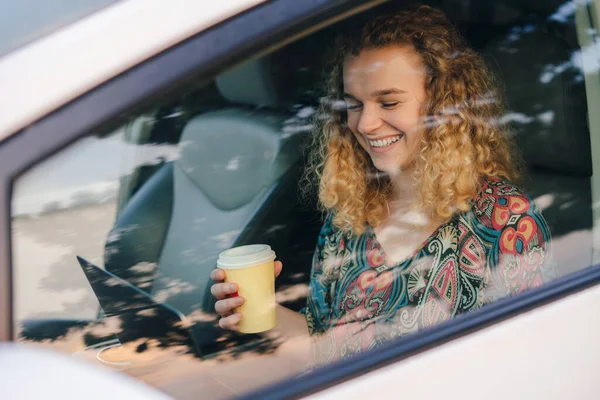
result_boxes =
[0,0,123,57]
[10,1,599,399]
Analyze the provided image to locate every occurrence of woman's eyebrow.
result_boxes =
[371,88,406,97]
[342,88,406,100]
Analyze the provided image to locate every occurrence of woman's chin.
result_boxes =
[372,160,405,176]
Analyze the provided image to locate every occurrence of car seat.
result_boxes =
[103,55,318,322]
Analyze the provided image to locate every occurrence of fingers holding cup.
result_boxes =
[218,313,242,330]
[215,295,245,316]
[217,245,277,334]
[210,268,226,282]
[210,282,238,300]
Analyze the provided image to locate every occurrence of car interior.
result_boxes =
[20,0,593,358]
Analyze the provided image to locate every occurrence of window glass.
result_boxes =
[11,1,600,398]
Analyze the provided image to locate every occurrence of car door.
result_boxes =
[2,0,600,399]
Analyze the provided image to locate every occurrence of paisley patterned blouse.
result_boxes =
[304,177,551,365]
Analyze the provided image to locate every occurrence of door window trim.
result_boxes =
[1,0,599,398]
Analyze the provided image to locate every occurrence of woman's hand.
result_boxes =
[210,261,283,330]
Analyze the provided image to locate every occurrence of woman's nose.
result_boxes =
[356,107,381,135]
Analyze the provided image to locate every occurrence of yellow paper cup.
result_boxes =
[217,244,276,333]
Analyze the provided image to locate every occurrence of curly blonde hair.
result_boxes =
[304,5,520,234]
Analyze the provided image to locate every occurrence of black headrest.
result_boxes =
[216,55,292,108]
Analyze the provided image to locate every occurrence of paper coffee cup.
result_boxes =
[217,244,276,333]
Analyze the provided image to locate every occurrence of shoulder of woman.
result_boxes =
[316,210,340,239]
[319,210,335,232]
[468,176,550,239]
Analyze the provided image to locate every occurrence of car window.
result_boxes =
[9,0,600,399]
[0,0,121,57]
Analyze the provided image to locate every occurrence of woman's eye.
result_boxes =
[346,103,362,111]
[381,101,400,109]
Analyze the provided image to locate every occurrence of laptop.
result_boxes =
[76,256,200,355]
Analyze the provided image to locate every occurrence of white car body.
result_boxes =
[0,343,171,400]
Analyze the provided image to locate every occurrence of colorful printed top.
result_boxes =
[304,177,551,365]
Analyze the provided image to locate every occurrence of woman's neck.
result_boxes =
[387,168,418,210]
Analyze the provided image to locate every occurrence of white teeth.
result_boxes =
[369,135,401,148]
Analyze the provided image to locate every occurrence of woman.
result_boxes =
[210,5,551,365]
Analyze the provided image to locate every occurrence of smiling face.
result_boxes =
[343,45,428,174]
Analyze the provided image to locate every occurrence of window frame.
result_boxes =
[1,0,599,398]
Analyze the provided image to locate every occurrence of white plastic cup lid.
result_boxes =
[217,244,276,270]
